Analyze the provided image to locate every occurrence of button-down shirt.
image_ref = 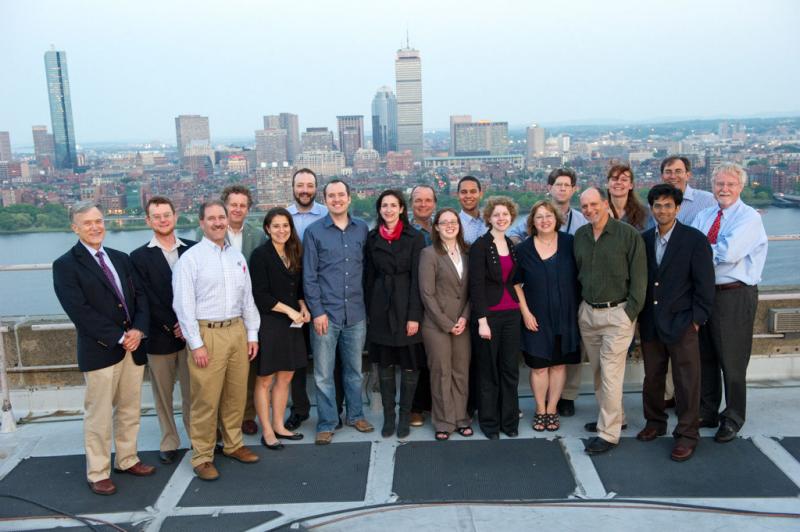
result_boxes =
[573,217,647,321]
[677,185,717,225]
[459,210,488,244]
[288,201,328,242]
[303,214,368,326]
[147,236,188,270]
[410,217,433,246]
[691,199,768,285]
[654,221,676,266]
[227,226,244,252]
[172,237,260,350]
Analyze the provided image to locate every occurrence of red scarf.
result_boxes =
[379,220,404,242]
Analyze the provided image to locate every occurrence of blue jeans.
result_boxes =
[311,319,367,432]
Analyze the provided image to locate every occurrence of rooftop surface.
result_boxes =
[1,382,800,531]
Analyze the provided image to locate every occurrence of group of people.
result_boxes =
[53,155,767,495]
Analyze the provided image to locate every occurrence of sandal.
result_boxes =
[532,413,547,432]
[435,431,450,441]
[546,413,560,432]
[456,426,474,437]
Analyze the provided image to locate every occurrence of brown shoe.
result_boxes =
[347,418,375,433]
[671,443,695,462]
[224,445,260,463]
[409,412,425,427]
[88,478,116,495]
[242,419,258,435]
[636,427,666,442]
[114,461,156,476]
[193,462,220,481]
[315,431,334,445]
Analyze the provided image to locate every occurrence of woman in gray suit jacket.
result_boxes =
[419,208,473,441]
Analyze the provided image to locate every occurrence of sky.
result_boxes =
[1,0,799,146]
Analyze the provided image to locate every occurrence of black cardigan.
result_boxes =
[468,231,519,320]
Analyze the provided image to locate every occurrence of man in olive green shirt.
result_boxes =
[574,187,646,454]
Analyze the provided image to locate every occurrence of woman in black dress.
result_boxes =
[513,201,581,432]
[250,207,310,449]
[365,189,426,439]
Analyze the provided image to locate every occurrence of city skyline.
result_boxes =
[2,1,799,145]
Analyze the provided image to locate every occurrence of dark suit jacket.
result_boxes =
[469,231,519,320]
[53,242,149,371]
[639,221,715,345]
[130,238,196,355]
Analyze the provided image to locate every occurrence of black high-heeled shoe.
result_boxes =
[261,436,284,450]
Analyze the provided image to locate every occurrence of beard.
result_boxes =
[294,192,314,208]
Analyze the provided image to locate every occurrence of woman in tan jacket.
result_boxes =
[419,208,472,441]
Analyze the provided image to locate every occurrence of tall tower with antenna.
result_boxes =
[394,35,423,161]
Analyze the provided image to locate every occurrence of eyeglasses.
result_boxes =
[663,170,686,177]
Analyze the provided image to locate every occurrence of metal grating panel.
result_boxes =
[769,308,800,333]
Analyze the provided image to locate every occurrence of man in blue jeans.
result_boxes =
[303,179,375,444]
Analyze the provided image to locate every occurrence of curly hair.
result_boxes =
[482,195,518,229]
[526,201,563,237]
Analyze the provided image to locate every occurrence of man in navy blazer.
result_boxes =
[131,196,196,465]
[53,201,155,496]
[637,184,715,462]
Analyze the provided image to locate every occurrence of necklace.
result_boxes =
[536,235,557,247]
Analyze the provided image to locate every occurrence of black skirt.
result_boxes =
[257,314,308,376]
[522,335,580,369]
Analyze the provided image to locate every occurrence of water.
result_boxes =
[1,211,798,317]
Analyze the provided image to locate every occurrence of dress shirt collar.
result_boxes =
[720,198,744,214]
[201,235,230,251]
[147,235,187,252]
[288,201,325,215]
[683,185,696,201]
[459,209,481,222]
[655,220,677,244]
[81,241,106,258]
[321,213,356,228]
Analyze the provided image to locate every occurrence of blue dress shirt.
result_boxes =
[459,210,488,245]
[677,185,717,225]
[288,201,328,242]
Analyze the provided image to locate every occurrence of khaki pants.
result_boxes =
[561,343,587,401]
[147,351,191,452]
[578,302,636,444]
[83,351,145,482]
[189,319,249,467]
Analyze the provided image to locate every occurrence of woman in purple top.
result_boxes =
[468,196,521,440]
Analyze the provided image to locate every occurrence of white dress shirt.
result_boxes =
[147,236,187,270]
[172,237,260,350]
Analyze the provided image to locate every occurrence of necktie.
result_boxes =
[96,251,130,321]
[706,209,723,245]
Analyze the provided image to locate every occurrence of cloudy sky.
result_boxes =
[2,0,798,145]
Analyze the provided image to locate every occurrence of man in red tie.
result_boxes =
[691,163,768,443]
[53,201,156,496]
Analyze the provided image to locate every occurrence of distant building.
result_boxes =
[452,120,508,156]
[32,125,55,165]
[263,113,300,163]
[386,150,414,175]
[263,115,281,129]
[175,115,211,166]
[302,127,334,152]
[336,115,364,166]
[44,49,77,169]
[255,128,288,166]
[353,148,380,174]
[225,154,249,174]
[0,132,11,162]
[526,124,545,159]
[371,87,398,156]
[449,115,472,156]
[255,164,293,208]
[294,150,345,177]
[395,45,423,161]
[423,154,525,171]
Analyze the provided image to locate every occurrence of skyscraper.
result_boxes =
[0,132,11,162]
[449,115,472,156]
[395,45,423,161]
[371,86,398,156]
[301,127,334,152]
[175,115,211,166]
[526,124,545,159]
[44,49,77,169]
[336,115,364,166]
[263,113,300,162]
[32,126,55,165]
[452,121,509,156]
[255,128,288,166]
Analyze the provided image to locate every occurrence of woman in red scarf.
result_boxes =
[365,189,426,439]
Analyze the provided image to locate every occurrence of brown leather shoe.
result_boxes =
[409,412,425,427]
[315,431,334,445]
[114,461,156,476]
[224,446,260,463]
[347,418,375,433]
[193,462,220,481]
[636,427,666,442]
[242,419,258,435]
[671,443,695,462]
[88,478,116,495]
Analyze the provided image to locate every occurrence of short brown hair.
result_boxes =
[145,195,175,216]
[527,201,563,237]
[482,196,518,228]
[221,184,253,207]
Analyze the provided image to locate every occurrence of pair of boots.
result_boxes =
[378,366,419,438]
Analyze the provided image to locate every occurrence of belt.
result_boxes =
[587,298,626,309]
[715,281,747,291]
[199,317,241,328]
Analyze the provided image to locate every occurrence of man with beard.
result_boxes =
[131,196,196,465]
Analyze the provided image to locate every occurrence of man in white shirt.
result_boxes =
[173,200,261,480]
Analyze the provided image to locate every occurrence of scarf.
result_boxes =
[379,220,404,242]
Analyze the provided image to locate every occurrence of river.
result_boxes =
[1,208,798,316]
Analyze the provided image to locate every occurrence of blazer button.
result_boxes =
[118,304,123,308]
[654,301,658,305]
[654,282,659,286]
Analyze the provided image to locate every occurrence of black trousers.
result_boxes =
[290,326,344,417]
[476,310,521,435]
[699,284,758,430]
[641,324,701,447]
[411,343,432,413]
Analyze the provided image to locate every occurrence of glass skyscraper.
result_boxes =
[395,46,423,161]
[44,50,77,169]
[371,86,397,156]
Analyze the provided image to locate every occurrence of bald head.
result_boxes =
[580,186,610,228]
